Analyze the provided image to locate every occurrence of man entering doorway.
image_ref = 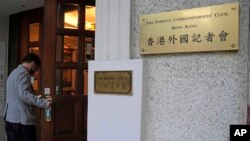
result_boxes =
[3,53,52,141]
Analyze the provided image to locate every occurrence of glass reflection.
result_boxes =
[56,35,78,62]
[84,38,94,63]
[29,47,39,54]
[29,23,39,42]
[55,69,77,95]
[58,3,79,29]
[85,5,95,31]
[29,48,39,91]
[57,3,96,30]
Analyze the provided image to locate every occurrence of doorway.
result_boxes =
[9,0,95,140]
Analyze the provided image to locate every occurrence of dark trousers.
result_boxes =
[5,121,36,141]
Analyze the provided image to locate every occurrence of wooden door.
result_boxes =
[41,0,95,141]
[17,7,44,141]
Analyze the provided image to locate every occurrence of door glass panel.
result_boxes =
[29,23,39,42]
[58,3,79,29]
[29,47,39,54]
[85,5,95,31]
[55,69,77,95]
[28,48,39,91]
[84,37,94,63]
[56,35,78,62]
[31,72,39,91]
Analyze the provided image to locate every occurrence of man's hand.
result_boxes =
[37,95,42,99]
[46,96,53,107]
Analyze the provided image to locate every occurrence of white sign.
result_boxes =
[88,59,145,141]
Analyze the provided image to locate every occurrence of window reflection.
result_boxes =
[29,47,39,91]
[85,38,94,63]
[31,74,38,91]
[56,35,78,62]
[29,23,39,42]
[56,2,96,97]
[64,9,78,29]
[29,47,39,54]
[85,5,95,31]
[57,3,96,30]
[58,3,79,29]
[56,69,77,95]
[63,36,78,62]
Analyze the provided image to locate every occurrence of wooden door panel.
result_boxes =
[82,99,88,138]
[54,102,77,136]
[53,99,82,141]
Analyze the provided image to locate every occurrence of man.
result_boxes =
[4,53,52,141]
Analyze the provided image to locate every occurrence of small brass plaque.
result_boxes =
[140,2,239,54]
[94,71,132,95]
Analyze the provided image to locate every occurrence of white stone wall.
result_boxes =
[130,0,249,141]
[95,0,131,60]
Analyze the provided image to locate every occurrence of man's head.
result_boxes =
[22,53,41,75]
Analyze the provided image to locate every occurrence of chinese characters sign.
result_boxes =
[94,71,132,95]
[139,2,239,54]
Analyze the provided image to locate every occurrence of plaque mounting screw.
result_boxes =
[231,43,236,48]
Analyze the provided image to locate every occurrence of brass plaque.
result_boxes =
[140,2,239,54]
[94,71,132,95]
